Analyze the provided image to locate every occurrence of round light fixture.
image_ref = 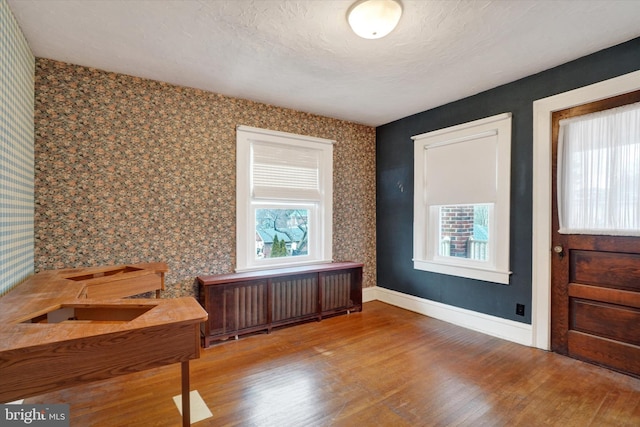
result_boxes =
[347,0,403,39]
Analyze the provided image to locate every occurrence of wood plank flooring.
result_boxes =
[24,301,640,426]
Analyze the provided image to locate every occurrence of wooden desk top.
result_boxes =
[0,262,207,353]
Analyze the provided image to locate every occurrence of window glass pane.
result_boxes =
[558,102,640,235]
[438,204,490,261]
[255,209,309,259]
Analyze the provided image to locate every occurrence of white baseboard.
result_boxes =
[362,286,377,303]
[364,286,533,347]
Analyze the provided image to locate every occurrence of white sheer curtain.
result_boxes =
[558,101,640,235]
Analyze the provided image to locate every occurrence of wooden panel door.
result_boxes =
[551,91,640,377]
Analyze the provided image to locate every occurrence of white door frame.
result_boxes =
[531,70,640,350]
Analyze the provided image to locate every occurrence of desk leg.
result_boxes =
[182,361,190,426]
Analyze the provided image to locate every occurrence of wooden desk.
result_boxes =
[0,263,207,427]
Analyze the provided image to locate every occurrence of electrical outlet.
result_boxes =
[516,303,525,316]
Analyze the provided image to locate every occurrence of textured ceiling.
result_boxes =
[8,0,640,126]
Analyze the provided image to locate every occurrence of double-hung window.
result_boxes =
[236,126,334,272]
[412,113,512,284]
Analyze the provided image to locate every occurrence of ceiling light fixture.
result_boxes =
[347,0,403,40]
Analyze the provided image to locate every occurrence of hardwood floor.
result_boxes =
[24,301,640,426]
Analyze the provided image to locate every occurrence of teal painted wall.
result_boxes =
[376,37,640,323]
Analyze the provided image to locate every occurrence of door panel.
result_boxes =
[570,298,640,345]
[571,250,640,291]
[551,90,640,377]
[568,331,640,375]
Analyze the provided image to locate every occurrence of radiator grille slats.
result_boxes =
[272,276,318,322]
[229,282,266,331]
[323,272,352,311]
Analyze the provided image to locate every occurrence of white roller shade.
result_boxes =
[252,141,322,201]
[424,132,498,206]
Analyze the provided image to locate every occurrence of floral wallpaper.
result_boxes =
[34,59,376,297]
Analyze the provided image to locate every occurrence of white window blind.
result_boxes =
[424,132,498,205]
[252,142,322,201]
[558,101,640,235]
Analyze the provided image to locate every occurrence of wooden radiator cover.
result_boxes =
[197,262,363,347]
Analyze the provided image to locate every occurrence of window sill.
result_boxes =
[413,259,511,285]
[236,258,334,274]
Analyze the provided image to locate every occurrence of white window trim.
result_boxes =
[412,113,512,284]
[236,125,334,272]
